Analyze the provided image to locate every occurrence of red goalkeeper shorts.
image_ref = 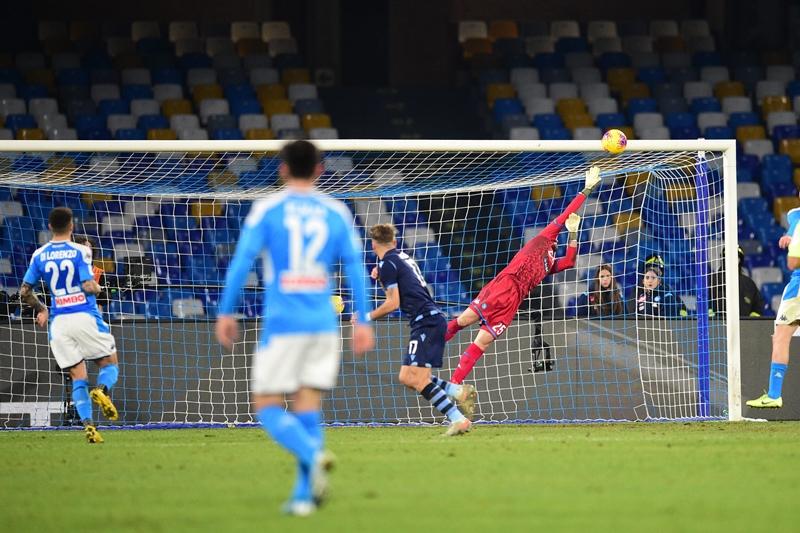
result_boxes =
[469,273,525,338]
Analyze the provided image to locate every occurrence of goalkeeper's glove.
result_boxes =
[565,213,581,233]
[582,165,601,195]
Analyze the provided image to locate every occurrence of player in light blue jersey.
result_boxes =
[20,207,120,443]
[747,207,800,409]
[216,140,374,516]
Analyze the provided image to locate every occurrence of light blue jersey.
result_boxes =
[783,208,800,299]
[23,240,102,319]
[218,188,370,345]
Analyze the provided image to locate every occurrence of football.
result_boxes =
[601,129,628,154]
[331,295,345,314]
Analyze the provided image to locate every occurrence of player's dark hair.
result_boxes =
[369,223,397,245]
[49,207,73,234]
[279,140,321,179]
[73,234,95,252]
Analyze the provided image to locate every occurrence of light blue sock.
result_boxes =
[292,411,323,502]
[256,406,318,467]
[72,379,92,422]
[768,363,788,399]
[431,375,462,398]
[97,364,119,391]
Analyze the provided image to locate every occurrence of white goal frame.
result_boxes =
[1,138,741,422]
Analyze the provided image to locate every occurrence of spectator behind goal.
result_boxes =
[708,246,765,317]
[575,263,625,318]
[72,235,110,312]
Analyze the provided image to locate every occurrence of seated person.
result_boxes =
[628,262,688,318]
[576,263,625,317]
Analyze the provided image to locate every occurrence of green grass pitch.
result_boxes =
[2,422,799,532]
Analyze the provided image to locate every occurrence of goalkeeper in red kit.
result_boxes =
[444,166,601,384]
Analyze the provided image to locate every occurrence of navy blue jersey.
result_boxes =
[378,249,440,323]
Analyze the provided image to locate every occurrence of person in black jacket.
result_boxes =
[72,235,110,312]
[708,246,765,317]
[629,263,688,317]
[576,263,625,317]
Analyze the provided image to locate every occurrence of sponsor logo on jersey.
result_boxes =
[279,272,328,292]
[54,293,87,307]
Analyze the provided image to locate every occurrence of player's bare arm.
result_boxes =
[19,282,48,328]
[368,285,400,321]
[82,279,102,295]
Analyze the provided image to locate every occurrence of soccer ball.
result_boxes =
[601,129,628,154]
[331,295,345,314]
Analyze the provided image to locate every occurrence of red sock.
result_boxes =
[451,343,485,384]
[445,319,464,342]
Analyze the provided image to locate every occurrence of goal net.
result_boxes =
[0,139,740,428]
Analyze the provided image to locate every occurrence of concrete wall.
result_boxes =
[5,316,788,427]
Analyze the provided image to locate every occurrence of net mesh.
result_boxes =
[0,144,733,427]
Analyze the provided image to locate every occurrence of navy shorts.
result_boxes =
[402,315,447,368]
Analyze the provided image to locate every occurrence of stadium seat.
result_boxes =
[736,125,767,143]
[509,126,539,140]
[780,139,800,164]
[751,267,785,289]
[756,80,785,102]
[744,139,774,160]
[550,20,579,39]
[107,114,136,134]
[262,21,291,43]
[130,99,159,119]
[700,66,729,84]
[762,95,792,117]
[593,37,623,55]
[458,21,487,43]
[517,82,547,100]
[587,97,618,118]
[192,83,223,104]
[766,65,795,83]
[170,114,200,132]
[580,82,610,100]
[714,81,745,99]
[161,99,191,118]
[486,83,516,107]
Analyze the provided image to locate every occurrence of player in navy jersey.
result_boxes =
[20,207,120,443]
[216,140,374,516]
[366,224,475,436]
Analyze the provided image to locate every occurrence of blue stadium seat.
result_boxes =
[761,282,784,305]
[772,125,800,146]
[689,97,721,114]
[151,68,182,85]
[115,128,146,140]
[595,113,626,129]
[2,217,36,245]
[539,127,571,140]
[211,128,244,140]
[728,112,760,129]
[627,98,658,118]
[665,112,696,129]
[179,53,212,69]
[704,125,734,139]
[57,68,90,86]
[121,85,154,101]
[4,114,36,132]
[658,96,689,115]
[756,224,786,245]
[739,197,769,213]
[637,66,666,85]
[763,154,793,172]
[65,98,96,121]
[745,253,775,270]
[598,52,631,70]
[554,37,588,54]
[224,84,257,100]
[293,98,325,115]
[137,114,169,130]
[98,99,129,116]
[90,69,117,84]
[494,38,526,57]
[19,84,49,100]
[229,98,261,117]
[670,125,701,139]
[692,51,722,67]
[539,67,570,84]
[493,98,524,122]
[217,68,248,86]
[75,114,106,132]
[532,52,564,69]
[737,153,760,178]
[787,80,800,100]
[652,82,682,100]
[532,113,563,128]
[667,66,698,83]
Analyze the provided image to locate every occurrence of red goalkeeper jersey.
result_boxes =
[469,192,587,337]
[501,192,586,292]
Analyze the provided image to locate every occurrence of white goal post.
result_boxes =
[0,139,740,426]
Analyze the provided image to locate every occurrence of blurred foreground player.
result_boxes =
[746,208,800,408]
[444,166,601,384]
[216,140,374,515]
[367,223,475,435]
[20,207,120,443]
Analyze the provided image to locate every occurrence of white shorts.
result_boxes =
[49,312,117,369]
[775,296,800,326]
[252,332,340,394]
